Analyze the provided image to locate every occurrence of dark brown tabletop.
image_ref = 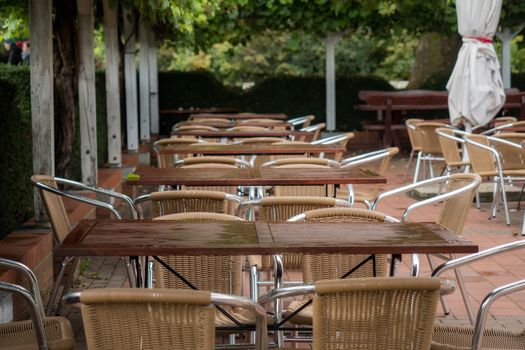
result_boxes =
[158,143,345,155]
[190,113,288,120]
[170,131,309,138]
[125,167,386,186]
[55,220,478,257]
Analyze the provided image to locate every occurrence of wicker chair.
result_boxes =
[238,196,352,301]
[413,122,448,183]
[336,147,399,208]
[260,157,341,197]
[227,125,270,132]
[481,120,525,135]
[287,115,315,129]
[31,175,138,315]
[298,122,326,142]
[153,137,205,168]
[281,208,398,329]
[173,124,220,132]
[403,118,425,182]
[154,211,244,222]
[134,190,244,219]
[0,258,75,350]
[431,240,525,350]
[311,132,354,161]
[259,277,442,350]
[493,116,517,127]
[436,128,470,175]
[64,289,267,350]
[372,173,482,323]
[231,137,288,168]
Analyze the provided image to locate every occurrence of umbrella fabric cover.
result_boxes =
[447,0,505,127]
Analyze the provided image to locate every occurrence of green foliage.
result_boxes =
[160,29,417,88]
[158,70,393,132]
[0,1,28,42]
[511,35,525,73]
[0,65,32,239]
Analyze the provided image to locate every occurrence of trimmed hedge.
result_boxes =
[0,67,108,239]
[158,71,394,132]
[0,65,33,239]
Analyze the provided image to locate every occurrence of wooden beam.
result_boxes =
[103,0,121,166]
[139,18,150,142]
[148,27,159,135]
[122,8,139,152]
[77,0,97,185]
[29,0,54,221]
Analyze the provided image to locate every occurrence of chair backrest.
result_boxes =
[135,190,242,218]
[288,115,315,129]
[493,116,517,127]
[416,122,447,154]
[261,157,340,168]
[227,126,269,132]
[299,122,326,142]
[490,133,525,171]
[30,175,71,245]
[174,124,219,132]
[436,127,464,166]
[78,289,216,350]
[405,118,424,150]
[249,196,350,221]
[153,138,204,168]
[464,134,497,174]
[437,173,481,234]
[174,156,251,168]
[152,215,243,294]
[231,137,286,145]
[313,278,440,350]
[312,132,354,161]
[291,208,396,282]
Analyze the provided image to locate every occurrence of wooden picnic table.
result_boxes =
[126,167,385,187]
[55,220,478,257]
[157,143,345,156]
[190,113,288,120]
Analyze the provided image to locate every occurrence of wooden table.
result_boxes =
[158,143,345,156]
[56,221,478,257]
[175,121,293,129]
[190,113,287,120]
[170,130,309,138]
[125,167,386,187]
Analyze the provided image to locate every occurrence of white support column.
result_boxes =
[123,8,139,152]
[496,24,525,89]
[139,18,150,142]
[77,0,97,185]
[325,34,340,131]
[29,0,54,221]
[103,0,121,166]
[148,27,159,135]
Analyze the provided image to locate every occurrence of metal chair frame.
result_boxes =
[0,258,74,350]
[480,120,525,135]
[412,122,449,184]
[432,240,525,350]
[31,176,139,315]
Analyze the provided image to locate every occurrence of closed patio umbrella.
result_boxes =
[447,0,505,130]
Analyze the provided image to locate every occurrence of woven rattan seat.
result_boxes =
[431,325,525,350]
[65,288,267,350]
[262,277,441,349]
[0,258,74,350]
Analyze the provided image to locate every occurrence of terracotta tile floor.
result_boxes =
[60,155,525,348]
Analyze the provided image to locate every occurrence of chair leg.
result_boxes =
[46,256,75,316]
[428,159,435,178]
[55,257,79,316]
[453,265,475,325]
[426,254,450,315]
[403,150,416,183]
[499,176,511,225]
[475,190,481,209]
[413,152,423,184]
[489,180,499,219]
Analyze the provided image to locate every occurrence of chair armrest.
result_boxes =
[432,240,525,350]
[341,150,389,167]
[34,180,125,220]
[435,129,467,144]
[0,259,43,318]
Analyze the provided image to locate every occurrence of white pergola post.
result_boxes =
[139,18,150,142]
[148,27,159,135]
[77,0,97,185]
[103,0,121,166]
[325,34,340,131]
[496,25,525,89]
[123,8,139,152]
[29,0,54,221]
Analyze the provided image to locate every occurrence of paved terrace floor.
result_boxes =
[56,154,524,349]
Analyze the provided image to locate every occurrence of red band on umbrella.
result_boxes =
[463,35,493,44]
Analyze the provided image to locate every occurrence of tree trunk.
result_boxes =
[408,32,462,89]
[53,0,78,178]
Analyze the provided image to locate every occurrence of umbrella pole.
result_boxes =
[462,120,472,162]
